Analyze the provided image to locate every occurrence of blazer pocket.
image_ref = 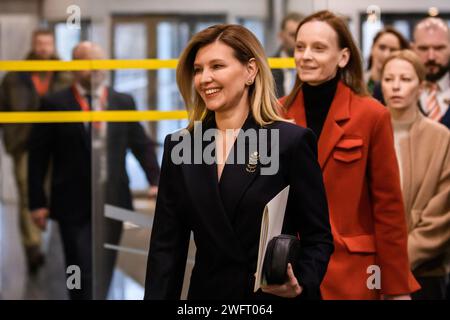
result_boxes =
[333,138,363,163]
[341,234,376,253]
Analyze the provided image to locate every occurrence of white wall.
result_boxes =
[0,15,38,60]
[43,0,267,21]
[42,0,450,55]
[289,0,450,44]
[42,0,271,58]
[0,0,40,15]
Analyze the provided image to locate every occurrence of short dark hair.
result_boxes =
[32,28,54,41]
[280,12,304,30]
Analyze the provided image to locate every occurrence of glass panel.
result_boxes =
[95,21,159,299]
[393,20,411,41]
[90,20,151,301]
[156,21,189,146]
[239,18,265,46]
[113,23,148,110]
[113,22,151,193]
[361,20,384,68]
[114,22,152,191]
[54,23,81,61]
[91,116,160,300]
[155,18,224,146]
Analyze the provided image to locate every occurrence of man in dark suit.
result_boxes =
[271,12,303,98]
[28,42,160,299]
[0,29,72,274]
[411,18,450,298]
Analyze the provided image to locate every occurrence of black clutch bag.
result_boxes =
[263,234,300,284]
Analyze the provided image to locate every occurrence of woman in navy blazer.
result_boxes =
[144,24,334,300]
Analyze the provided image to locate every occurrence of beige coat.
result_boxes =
[397,113,450,277]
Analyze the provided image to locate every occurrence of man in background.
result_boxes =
[28,42,160,299]
[412,17,450,300]
[412,17,450,129]
[271,12,303,98]
[0,29,72,274]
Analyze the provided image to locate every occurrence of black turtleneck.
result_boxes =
[303,75,339,139]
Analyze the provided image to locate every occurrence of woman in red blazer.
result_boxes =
[281,10,420,299]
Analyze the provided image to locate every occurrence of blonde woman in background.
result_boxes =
[381,49,450,300]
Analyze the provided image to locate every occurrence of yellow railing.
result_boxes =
[0,110,188,123]
[0,58,294,123]
[0,58,294,71]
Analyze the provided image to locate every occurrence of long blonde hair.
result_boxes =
[176,24,287,130]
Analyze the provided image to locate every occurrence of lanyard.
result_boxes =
[72,85,108,111]
[72,85,108,131]
[31,72,53,97]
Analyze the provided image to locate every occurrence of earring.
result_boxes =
[247,79,254,85]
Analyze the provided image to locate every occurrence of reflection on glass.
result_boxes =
[114,23,148,110]
[55,23,81,61]
[156,21,189,146]
[239,18,265,46]
[393,20,410,40]
[362,20,384,67]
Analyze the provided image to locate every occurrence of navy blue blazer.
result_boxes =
[271,49,287,98]
[144,114,334,300]
[418,100,450,129]
[441,104,450,129]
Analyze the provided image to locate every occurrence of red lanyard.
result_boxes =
[72,85,108,111]
[31,72,53,96]
[72,85,108,130]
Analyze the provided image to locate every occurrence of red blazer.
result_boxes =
[282,82,420,299]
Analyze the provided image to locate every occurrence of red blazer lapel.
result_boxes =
[317,82,351,168]
[286,81,351,168]
[286,90,307,128]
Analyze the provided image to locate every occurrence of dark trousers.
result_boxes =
[447,274,450,300]
[58,217,123,300]
[411,275,449,300]
[58,220,92,300]
[95,218,123,299]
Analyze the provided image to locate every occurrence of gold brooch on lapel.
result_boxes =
[246,151,259,173]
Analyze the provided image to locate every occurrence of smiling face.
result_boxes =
[371,33,402,74]
[381,58,421,111]
[294,20,350,86]
[193,41,256,114]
